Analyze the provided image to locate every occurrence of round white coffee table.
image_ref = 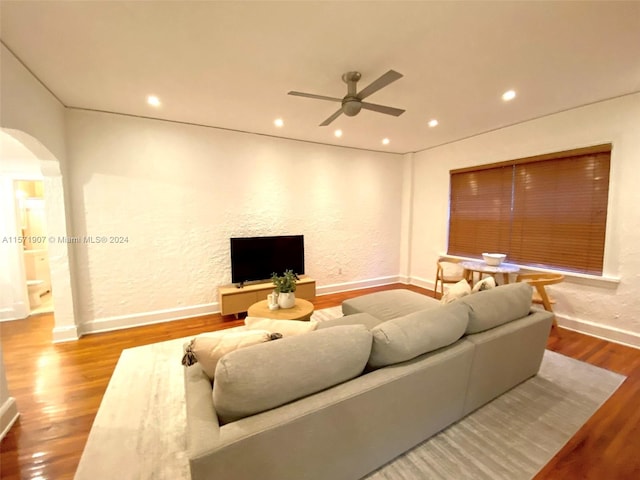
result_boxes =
[247,298,314,321]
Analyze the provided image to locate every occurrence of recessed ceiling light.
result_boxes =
[502,90,516,101]
[428,119,439,128]
[382,138,390,145]
[147,95,161,107]
[274,118,284,127]
[334,129,343,138]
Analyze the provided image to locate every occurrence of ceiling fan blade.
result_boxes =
[360,102,405,117]
[319,108,344,126]
[357,70,403,100]
[288,91,342,103]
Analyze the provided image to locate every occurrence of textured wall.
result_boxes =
[409,93,640,346]
[65,110,403,331]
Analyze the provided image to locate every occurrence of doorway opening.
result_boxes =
[14,179,55,316]
[0,128,77,341]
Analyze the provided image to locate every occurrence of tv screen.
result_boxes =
[230,235,305,285]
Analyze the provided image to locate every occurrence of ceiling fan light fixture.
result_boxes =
[342,100,362,116]
[334,129,343,138]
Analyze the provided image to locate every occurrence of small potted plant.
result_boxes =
[271,269,297,309]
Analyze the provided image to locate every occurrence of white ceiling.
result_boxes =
[1,1,639,154]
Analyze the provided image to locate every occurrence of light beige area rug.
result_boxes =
[74,308,624,480]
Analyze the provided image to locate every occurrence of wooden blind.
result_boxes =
[448,166,513,256]
[448,146,611,275]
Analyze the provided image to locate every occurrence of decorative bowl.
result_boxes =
[482,253,506,266]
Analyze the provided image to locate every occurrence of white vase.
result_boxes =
[277,292,296,309]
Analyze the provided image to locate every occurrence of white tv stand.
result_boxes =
[218,275,316,317]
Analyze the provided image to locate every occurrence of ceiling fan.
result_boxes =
[288,70,405,126]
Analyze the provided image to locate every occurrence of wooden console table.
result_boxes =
[218,276,316,317]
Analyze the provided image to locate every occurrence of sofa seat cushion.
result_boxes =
[368,302,470,368]
[213,325,373,424]
[460,282,533,334]
[342,289,439,321]
[315,312,382,330]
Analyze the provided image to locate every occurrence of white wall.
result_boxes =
[0,45,66,161]
[409,93,640,346]
[65,109,404,333]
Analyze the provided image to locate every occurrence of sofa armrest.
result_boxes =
[461,308,553,415]
[184,364,220,459]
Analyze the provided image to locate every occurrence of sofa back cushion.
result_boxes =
[213,325,372,424]
[461,282,533,334]
[367,302,470,368]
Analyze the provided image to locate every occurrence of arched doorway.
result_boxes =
[0,128,77,341]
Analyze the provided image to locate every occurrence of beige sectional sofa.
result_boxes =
[184,282,553,480]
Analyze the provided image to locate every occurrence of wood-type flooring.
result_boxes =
[1,284,639,479]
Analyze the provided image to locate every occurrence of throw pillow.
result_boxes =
[471,276,496,293]
[367,302,470,368]
[244,316,318,336]
[213,325,372,424]
[440,279,471,305]
[182,329,275,380]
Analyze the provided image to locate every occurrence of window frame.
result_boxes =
[447,143,612,276]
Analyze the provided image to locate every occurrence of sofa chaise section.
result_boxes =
[342,289,439,320]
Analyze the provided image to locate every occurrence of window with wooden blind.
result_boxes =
[448,144,611,275]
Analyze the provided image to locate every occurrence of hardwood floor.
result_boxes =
[1,283,639,479]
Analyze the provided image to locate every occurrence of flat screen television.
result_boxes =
[230,235,305,285]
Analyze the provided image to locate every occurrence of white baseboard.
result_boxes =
[407,275,434,291]
[79,278,401,337]
[316,276,402,296]
[0,396,19,441]
[557,314,640,349]
[52,324,80,343]
[79,301,221,337]
[71,276,640,349]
